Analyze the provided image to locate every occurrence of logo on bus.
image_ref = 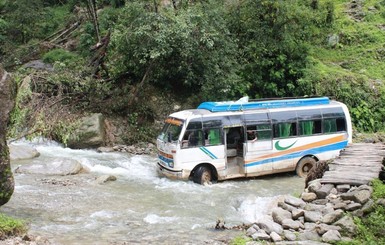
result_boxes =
[275,140,297,151]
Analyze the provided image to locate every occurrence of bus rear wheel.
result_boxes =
[296,157,316,178]
[193,166,212,185]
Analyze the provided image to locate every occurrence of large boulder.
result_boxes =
[9,144,40,160]
[67,113,106,149]
[0,64,17,206]
[14,158,83,176]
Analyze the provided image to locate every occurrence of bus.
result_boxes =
[156,96,352,185]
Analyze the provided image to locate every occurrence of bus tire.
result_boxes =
[296,157,316,178]
[193,166,212,185]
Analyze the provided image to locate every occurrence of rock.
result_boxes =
[360,199,375,214]
[336,184,350,193]
[312,199,328,205]
[256,217,283,235]
[376,198,385,207]
[283,230,297,241]
[285,196,306,208]
[97,146,115,153]
[272,207,292,225]
[345,202,362,211]
[270,231,282,242]
[340,189,371,204]
[298,230,321,241]
[292,208,305,220]
[68,113,106,149]
[334,215,357,235]
[333,202,347,210]
[15,158,83,176]
[246,225,258,236]
[282,218,302,230]
[304,211,322,223]
[316,184,334,199]
[322,209,344,224]
[251,230,270,241]
[327,34,340,48]
[9,144,40,160]
[0,64,17,206]
[301,192,317,202]
[322,230,341,242]
[93,175,117,184]
[304,203,325,212]
[304,222,317,231]
[278,201,296,212]
[315,223,341,235]
[307,179,322,193]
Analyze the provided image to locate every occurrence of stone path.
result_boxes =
[321,143,385,186]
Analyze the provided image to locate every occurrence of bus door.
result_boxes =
[243,112,273,175]
[224,125,245,175]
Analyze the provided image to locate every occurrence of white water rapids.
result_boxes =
[1,140,305,244]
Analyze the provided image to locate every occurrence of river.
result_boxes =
[1,140,305,244]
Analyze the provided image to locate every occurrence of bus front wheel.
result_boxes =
[296,157,316,178]
[193,166,212,185]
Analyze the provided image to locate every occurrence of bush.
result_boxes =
[0,213,27,239]
[42,48,79,66]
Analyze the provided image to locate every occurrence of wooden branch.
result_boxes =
[8,128,43,143]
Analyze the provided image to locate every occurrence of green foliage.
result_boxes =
[230,235,251,245]
[0,213,27,239]
[42,48,79,66]
[372,179,385,200]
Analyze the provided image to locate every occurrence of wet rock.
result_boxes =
[9,144,40,160]
[15,158,83,176]
[256,217,283,235]
[94,175,117,184]
[97,146,115,153]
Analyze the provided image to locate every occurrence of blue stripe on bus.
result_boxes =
[158,154,173,165]
[245,140,348,168]
[199,147,218,159]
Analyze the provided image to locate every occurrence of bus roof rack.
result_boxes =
[197,96,330,112]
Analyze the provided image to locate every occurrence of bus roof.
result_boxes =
[197,96,331,112]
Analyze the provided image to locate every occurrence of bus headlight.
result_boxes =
[169,161,174,168]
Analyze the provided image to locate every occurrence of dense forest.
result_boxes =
[1,0,385,145]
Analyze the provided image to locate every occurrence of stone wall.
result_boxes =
[0,64,17,206]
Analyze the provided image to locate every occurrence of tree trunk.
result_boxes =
[0,64,17,206]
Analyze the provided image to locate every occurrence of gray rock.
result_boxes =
[298,230,321,241]
[15,158,83,176]
[251,230,270,241]
[333,202,347,210]
[270,231,282,242]
[327,34,340,48]
[340,189,371,204]
[312,199,328,205]
[334,215,357,235]
[97,147,115,153]
[292,208,305,220]
[285,196,306,208]
[304,222,317,231]
[246,225,258,236]
[308,179,322,193]
[256,218,283,235]
[322,230,341,242]
[304,203,325,212]
[283,230,297,241]
[322,209,344,224]
[278,201,296,212]
[272,207,292,225]
[282,218,302,230]
[315,223,341,235]
[336,184,350,193]
[304,211,322,223]
[345,202,362,211]
[316,184,334,199]
[68,113,106,149]
[376,198,385,207]
[9,144,40,160]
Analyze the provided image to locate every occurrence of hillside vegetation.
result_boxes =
[0,0,384,144]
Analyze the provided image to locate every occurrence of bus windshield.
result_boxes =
[158,118,183,142]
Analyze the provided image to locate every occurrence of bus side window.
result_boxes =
[182,130,203,148]
[323,119,337,133]
[206,128,221,146]
[273,122,297,138]
[299,120,321,136]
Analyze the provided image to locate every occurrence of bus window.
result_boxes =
[206,128,221,146]
[182,129,203,148]
[323,119,337,133]
[336,118,346,131]
[299,120,322,136]
[273,122,297,138]
[246,124,272,141]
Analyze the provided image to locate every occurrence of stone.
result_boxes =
[304,203,325,212]
[316,184,334,199]
[304,222,317,231]
[283,230,297,241]
[270,231,282,242]
[315,223,341,235]
[301,192,317,202]
[256,218,283,235]
[15,158,83,176]
[278,201,296,212]
[0,64,17,206]
[285,196,306,208]
[272,207,292,225]
[333,202,347,210]
[68,113,106,149]
[327,34,340,48]
[322,209,344,224]
[93,175,117,184]
[9,144,40,160]
[322,230,341,242]
[298,230,321,241]
[360,199,375,214]
[282,218,302,230]
[292,208,305,220]
[246,225,258,236]
[96,146,115,153]
[345,202,362,211]
[304,211,322,223]
[336,184,350,193]
[312,199,328,205]
[251,230,270,241]
[340,189,371,204]
[334,216,357,235]
[307,179,322,193]
[376,198,385,207]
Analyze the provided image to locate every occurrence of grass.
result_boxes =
[0,213,27,239]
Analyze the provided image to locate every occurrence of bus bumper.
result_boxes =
[157,162,190,180]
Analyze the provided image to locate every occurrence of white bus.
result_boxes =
[156,97,352,185]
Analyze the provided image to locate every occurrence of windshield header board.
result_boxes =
[165,117,183,126]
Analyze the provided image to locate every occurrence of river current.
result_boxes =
[1,140,305,244]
